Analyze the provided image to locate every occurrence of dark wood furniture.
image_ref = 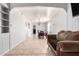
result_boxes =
[38,31,44,39]
[47,31,79,56]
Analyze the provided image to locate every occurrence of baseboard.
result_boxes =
[10,38,26,50]
[1,49,10,56]
[2,38,26,56]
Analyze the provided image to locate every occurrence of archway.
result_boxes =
[10,6,67,49]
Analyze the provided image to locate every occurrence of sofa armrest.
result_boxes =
[57,41,79,56]
[47,34,57,50]
[47,34,56,40]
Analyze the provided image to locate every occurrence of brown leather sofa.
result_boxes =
[47,31,79,56]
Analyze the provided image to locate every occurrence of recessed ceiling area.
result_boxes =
[10,6,66,23]
[10,3,67,11]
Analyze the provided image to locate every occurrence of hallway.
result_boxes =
[5,36,54,56]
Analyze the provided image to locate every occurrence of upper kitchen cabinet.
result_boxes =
[0,3,10,55]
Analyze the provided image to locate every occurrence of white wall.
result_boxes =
[48,8,67,34]
[10,8,27,49]
[67,3,79,31]
[36,23,47,32]
[32,22,48,35]
[67,4,73,31]
[73,16,79,31]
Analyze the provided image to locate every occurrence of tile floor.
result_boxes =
[4,36,54,56]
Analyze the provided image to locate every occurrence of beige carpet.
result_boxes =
[4,36,54,56]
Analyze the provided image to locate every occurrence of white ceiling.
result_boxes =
[10,3,67,11]
[17,6,47,22]
[10,6,66,23]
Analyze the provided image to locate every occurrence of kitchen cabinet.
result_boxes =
[0,3,10,55]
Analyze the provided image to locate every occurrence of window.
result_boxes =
[1,13,9,20]
[0,5,9,33]
[2,20,9,26]
[2,27,9,33]
[1,6,9,13]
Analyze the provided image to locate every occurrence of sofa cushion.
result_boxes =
[67,32,79,41]
[56,31,65,40]
[57,31,72,41]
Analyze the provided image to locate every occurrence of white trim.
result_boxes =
[1,37,27,56]
[9,38,27,53]
[1,49,10,56]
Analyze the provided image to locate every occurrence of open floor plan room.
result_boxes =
[0,3,79,56]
